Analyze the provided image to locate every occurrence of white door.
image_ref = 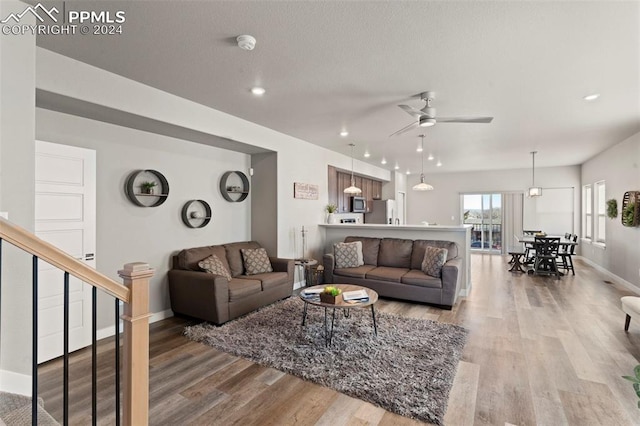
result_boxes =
[35,141,96,363]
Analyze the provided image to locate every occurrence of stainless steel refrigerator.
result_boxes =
[365,199,397,224]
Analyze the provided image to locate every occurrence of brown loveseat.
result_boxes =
[168,241,294,324]
[323,236,462,308]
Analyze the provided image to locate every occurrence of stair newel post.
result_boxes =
[118,262,154,426]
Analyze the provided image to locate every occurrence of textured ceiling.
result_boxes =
[35,1,640,174]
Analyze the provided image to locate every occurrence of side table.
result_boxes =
[295,258,318,287]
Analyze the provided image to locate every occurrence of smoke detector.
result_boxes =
[237,35,256,51]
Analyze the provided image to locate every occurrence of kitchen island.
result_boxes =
[319,223,472,298]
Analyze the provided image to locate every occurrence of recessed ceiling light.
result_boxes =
[583,93,600,101]
[394,164,400,170]
[363,151,370,158]
[436,160,442,167]
[381,158,387,165]
[340,130,349,137]
[428,153,434,161]
[251,87,266,96]
[406,170,411,175]
[416,146,423,153]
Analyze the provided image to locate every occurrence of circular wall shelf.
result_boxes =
[181,199,212,228]
[125,169,170,207]
[220,171,250,202]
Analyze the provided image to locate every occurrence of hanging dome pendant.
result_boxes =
[412,135,434,191]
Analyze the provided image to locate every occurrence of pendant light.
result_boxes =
[344,143,362,194]
[412,135,434,191]
[528,151,542,197]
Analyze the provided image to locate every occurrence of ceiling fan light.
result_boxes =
[419,117,436,127]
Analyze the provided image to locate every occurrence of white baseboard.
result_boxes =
[458,280,472,298]
[0,370,31,396]
[576,255,640,295]
[150,308,174,323]
[96,308,174,341]
[458,287,470,298]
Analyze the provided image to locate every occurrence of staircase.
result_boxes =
[0,217,153,425]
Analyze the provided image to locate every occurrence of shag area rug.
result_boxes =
[184,297,468,425]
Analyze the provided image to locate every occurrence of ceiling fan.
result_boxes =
[389,91,493,137]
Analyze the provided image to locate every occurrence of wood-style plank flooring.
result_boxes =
[38,254,640,425]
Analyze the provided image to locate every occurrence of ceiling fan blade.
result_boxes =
[436,116,494,123]
[389,120,419,137]
[398,104,426,118]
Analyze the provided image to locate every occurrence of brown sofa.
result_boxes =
[323,236,462,308]
[168,241,294,324]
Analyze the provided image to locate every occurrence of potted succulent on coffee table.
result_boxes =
[320,286,343,304]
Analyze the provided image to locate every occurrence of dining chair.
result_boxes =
[522,230,541,263]
[557,234,578,275]
[532,237,561,279]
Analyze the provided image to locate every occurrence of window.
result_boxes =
[595,181,606,243]
[582,184,592,239]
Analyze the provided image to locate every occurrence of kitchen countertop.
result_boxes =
[319,223,472,231]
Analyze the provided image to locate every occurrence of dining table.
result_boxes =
[518,235,578,247]
[517,235,578,276]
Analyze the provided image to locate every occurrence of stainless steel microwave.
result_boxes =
[350,196,366,213]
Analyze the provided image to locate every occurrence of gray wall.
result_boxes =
[251,153,278,256]
[406,165,581,232]
[36,48,391,265]
[36,108,251,327]
[581,131,640,289]
[0,0,36,380]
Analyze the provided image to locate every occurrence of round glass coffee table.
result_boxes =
[299,284,378,346]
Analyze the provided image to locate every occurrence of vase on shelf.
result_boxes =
[327,213,337,224]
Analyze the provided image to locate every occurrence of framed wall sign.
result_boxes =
[294,182,319,200]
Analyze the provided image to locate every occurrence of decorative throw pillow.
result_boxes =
[198,254,232,280]
[421,246,448,278]
[241,248,273,275]
[334,241,365,269]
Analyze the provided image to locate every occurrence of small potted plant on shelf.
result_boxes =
[320,286,342,304]
[140,181,157,195]
[326,203,338,224]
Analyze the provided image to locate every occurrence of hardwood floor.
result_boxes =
[38,254,640,425]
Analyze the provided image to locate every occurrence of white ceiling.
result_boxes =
[35,1,640,174]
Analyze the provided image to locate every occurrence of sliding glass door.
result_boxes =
[463,194,502,253]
